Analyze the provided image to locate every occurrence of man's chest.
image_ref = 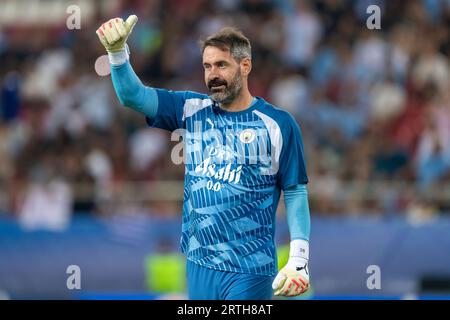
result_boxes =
[184,112,274,169]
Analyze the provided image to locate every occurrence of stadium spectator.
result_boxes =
[0,0,449,217]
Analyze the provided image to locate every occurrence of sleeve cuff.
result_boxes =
[290,239,309,260]
[108,44,130,66]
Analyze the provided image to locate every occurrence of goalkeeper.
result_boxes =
[97,15,311,299]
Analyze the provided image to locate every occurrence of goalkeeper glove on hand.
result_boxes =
[96,15,138,53]
[272,239,310,297]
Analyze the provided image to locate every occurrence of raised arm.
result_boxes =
[96,15,158,118]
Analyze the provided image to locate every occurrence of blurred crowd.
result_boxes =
[1,0,450,226]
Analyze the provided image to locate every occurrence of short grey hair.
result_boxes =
[200,27,252,62]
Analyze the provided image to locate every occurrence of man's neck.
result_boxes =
[219,90,254,112]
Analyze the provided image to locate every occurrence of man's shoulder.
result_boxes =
[183,90,211,101]
[155,88,211,102]
[256,98,299,127]
[180,91,213,120]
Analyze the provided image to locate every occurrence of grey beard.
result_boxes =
[210,77,242,108]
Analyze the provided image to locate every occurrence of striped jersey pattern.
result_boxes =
[147,90,307,276]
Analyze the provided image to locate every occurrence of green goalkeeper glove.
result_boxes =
[96,15,138,53]
[272,239,310,297]
[272,256,309,296]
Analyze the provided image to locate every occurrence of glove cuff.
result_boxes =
[108,44,130,65]
[289,239,309,260]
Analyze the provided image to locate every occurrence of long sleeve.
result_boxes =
[109,49,158,118]
[283,184,311,242]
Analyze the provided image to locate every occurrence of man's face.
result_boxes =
[203,46,243,107]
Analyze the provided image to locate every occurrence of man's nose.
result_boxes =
[209,66,221,77]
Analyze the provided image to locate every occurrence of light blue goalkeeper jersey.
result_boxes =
[146,90,308,276]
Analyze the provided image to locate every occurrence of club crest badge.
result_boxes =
[239,129,256,144]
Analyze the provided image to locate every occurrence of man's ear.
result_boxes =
[240,57,252,76]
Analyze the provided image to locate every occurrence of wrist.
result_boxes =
[289,239,309,260]
[108,44,130,65]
